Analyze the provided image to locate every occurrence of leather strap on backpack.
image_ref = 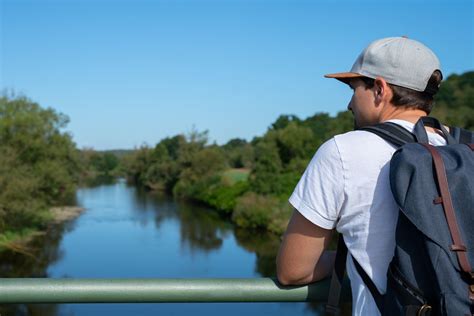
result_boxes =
[421,144,474,302]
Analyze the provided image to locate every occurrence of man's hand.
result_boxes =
[276,209,335,285]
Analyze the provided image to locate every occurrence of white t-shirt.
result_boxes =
[289,119,447,316]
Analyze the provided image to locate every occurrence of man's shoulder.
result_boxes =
[325,130,397,164]
[334,129,384,142]
[331,130,389,149]
[312,130,397,171]
[312,130,385,162]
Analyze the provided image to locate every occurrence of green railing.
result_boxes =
[0,278,351,304]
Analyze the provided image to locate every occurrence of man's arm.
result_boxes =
[276,209,335,285]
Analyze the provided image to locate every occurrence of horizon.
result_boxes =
[1,0,473,150]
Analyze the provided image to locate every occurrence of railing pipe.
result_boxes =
[0,278,351,304]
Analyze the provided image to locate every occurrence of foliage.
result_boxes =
[431,71,474,129]
[222,138,254,169]
[0,95,79,233]
[232,192,279,229]
[78,149,121,182]
[222,168,250,185]
[232,192,292,233]
[199,179,250,215]
[173,146,228,198]
[249,141,283,194]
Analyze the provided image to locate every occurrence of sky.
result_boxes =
[1,0,473,150]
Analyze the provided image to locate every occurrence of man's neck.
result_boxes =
[380,107,448,134]
[380,108,428,124]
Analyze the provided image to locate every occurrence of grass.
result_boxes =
[222,168,250,185]
[0,229,42,257]
[0,207,83,256]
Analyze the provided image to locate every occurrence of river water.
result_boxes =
[0,180,330,316]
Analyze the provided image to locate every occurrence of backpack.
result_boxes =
[326,117,474,316]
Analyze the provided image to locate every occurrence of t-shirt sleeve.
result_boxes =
[288,138,345,230]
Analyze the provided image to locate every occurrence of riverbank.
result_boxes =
[146,182,291,236]
[49,206,86,225]
[0,206,85,254]
[129,158,293,236]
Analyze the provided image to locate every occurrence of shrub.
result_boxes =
[232,192,292,233]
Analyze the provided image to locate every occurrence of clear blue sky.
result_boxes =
[1,0,473,150]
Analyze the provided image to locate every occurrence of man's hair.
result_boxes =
[360,70,443,114]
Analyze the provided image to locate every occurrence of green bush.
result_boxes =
[200,180,250,215]
[233,192,277,229]
[232,192,292,233]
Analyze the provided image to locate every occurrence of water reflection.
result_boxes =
[129,186,232,253]
[234,228,279,277]
[0,221,74,315]
[177,201,232,253]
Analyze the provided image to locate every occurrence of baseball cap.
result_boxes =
[325,37,442,92]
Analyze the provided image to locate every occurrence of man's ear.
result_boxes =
[373,77,391,105]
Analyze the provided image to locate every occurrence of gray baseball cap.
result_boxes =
[325,37,442,92]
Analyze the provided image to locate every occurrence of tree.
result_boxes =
[271,114,301,130]
[222,138,254,169]
[432,71,474,129]
[0,95,79,231]
[250,140,283,195]
[174,146,227,198]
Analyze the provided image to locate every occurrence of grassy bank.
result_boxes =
[0,206,85,254]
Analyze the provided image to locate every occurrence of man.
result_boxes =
[276,37,445,315]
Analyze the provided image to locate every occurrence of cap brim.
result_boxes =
[324,72,363,79]
[324,72,363,85]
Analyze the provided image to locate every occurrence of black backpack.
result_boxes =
[326,117,474,316]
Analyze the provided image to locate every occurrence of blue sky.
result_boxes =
[1,0,473,150]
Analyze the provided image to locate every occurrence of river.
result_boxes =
[0,180,331,316]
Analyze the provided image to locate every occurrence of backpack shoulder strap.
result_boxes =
[327,235,384,315]
[351,254,385,313]
[358,122,417,147]
[326,236,348,315]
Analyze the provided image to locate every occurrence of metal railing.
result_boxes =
[0,278,351,304]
